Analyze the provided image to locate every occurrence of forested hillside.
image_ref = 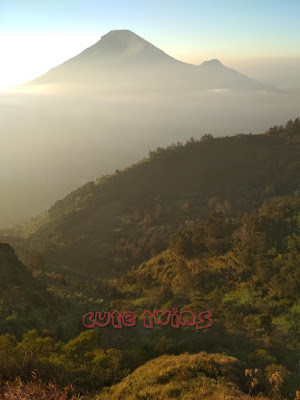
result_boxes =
[3,120,300,277]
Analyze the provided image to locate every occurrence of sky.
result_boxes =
[1,0,300,89]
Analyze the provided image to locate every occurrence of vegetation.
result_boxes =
[0,119,300,398]
[266,117,300,137]
[0,377,82,400]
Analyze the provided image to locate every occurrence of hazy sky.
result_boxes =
[1,0,300,89]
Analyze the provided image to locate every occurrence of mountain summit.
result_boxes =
[76,29,178,65]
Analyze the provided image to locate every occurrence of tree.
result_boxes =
[201,133,214,141]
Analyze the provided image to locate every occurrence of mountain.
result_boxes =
[29,29,264,90]
[197,58,264,90]
[3,129,300,277]
[30,30,188,86]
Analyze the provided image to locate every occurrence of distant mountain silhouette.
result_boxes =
[29,30,265,90]
[196,58,263,90]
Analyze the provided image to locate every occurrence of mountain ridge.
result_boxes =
[28,29,266,90]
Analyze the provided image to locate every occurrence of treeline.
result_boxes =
[266,117,300,137]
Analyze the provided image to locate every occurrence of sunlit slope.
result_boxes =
[96,352,269,400]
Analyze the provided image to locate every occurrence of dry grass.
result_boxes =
[0,377,83,400]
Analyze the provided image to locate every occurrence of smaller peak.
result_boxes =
[201,59,224,67]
